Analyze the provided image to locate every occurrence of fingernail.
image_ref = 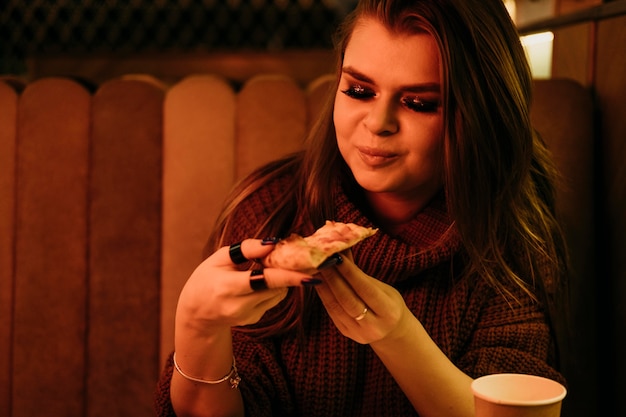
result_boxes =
[261,237,281,245]
[317,253,343,270]
[301,277,322,286]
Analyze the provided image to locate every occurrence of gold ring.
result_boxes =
[354,307,368,321]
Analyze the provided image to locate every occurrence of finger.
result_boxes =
[239,267,319,293]
[327,254,384,311]
[213,238,279,267]
[249,269,269,291]
[317,253,343,270]
[315,278,370,336]
[316,266,369,320]
[314,277,344,316]
[316,249,351,270]
[228,241,249,264]
[340,248,355,262]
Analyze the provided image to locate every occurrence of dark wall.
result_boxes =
[0,0,355,74]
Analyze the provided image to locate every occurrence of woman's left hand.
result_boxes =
[315,251,412,345]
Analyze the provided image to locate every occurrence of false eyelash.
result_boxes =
[402,96,440,112]
[341,85,373,99]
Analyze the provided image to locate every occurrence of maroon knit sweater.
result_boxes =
[155,172,565,417]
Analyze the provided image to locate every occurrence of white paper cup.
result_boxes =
[471,373,567,417]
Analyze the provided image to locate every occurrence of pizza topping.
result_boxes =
[262,221,378,273]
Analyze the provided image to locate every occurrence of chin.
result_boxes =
[353,176,396,194]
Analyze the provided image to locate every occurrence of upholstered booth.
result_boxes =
[0,75,597,417]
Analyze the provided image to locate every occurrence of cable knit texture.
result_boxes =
[155,170,564,417]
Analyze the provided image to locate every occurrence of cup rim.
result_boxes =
[471,373,567,406]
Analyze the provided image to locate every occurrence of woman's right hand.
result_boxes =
[171,239,315,417]
[176,238,315,334]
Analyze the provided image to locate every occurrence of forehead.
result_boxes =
[344,17,441,84]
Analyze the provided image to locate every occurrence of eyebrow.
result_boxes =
[341,66,441,93]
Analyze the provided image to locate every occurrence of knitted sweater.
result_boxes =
[155,171,565,417]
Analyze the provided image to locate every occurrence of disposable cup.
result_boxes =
[471,373,567,417]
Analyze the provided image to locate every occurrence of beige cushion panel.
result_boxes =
[307,74,336,129]
[161,75,236,365]
[13,78,90,417]
[236,74,307,179]
[0,82,17,417]
[89,78,164,416]
[1,73,601,417]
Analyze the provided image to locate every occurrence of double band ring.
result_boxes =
[249,269,268,291]
[229,242,248,265]
[354,307,368,321]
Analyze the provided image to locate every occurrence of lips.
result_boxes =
[357,146,399,166]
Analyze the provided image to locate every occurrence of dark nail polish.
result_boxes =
[301,277,322,286]
[261,237,281,245]
[317,253,343,270]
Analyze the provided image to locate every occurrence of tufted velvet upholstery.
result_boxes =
[0,75,597,416]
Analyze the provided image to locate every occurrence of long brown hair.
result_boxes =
[206,0,569,347]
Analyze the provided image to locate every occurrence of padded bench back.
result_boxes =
[0,75,593,417]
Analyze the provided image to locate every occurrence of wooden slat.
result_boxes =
[89,77,164,417]
[531,78,596,417]
[0,80,18,417]
[13,78,90,417]
[532,79,595,282]
[236,74,307,179]
[552,23,594,87]
[160,75,236,365]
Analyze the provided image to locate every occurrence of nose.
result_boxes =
[364,97,399,136]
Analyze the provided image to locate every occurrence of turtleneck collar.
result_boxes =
[333,180,461,285]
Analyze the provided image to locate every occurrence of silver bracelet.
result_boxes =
[173,352,241,389]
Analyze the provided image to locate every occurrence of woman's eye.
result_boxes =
[341,84,374,99]
[402,96,440,113]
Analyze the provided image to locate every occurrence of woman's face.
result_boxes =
[334,17,444,202]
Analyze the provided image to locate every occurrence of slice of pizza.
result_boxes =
[263,221,377,273]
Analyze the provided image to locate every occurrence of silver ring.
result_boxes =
[354,307,368,321]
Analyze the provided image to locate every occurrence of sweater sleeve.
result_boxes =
[232,331,296,417]
[154,334,296,417]
[154,354,176,417]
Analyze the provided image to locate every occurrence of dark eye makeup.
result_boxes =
[341,84,440,113]
[341,84,374,99]
[401,96,440,113]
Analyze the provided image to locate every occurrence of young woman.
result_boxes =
[155,0,569,416]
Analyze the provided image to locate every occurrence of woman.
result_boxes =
[155,0,569,416]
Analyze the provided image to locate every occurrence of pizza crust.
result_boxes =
[262,221,378,273]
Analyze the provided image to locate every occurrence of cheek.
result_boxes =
[404,124,446,173]
[333,94,347,132]
[415,120,444,152]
